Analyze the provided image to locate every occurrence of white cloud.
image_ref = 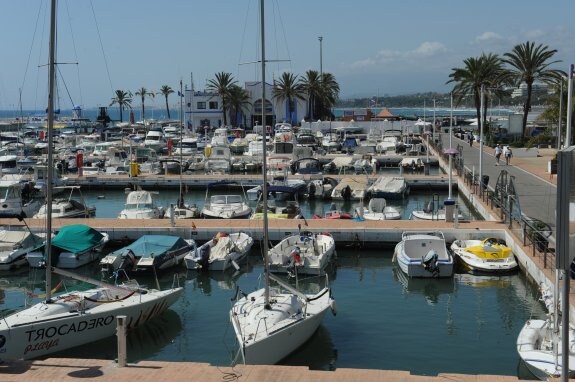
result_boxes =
[348,41,447,70]
[474,31,502,43]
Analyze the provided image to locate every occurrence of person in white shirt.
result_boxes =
[494,144,502,165]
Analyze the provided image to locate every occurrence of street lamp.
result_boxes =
[318,36,323,79]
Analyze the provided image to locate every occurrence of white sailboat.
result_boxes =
[229,0,335,365]
[0,0,183,361]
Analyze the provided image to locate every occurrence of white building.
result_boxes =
[511,83,548,98]
[184,81,307,132]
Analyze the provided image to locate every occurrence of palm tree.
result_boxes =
[159,85,174,119]
[503,41,564,137]
[206,72,237,126]
[227,85,251,127]
[318,72,340,120]
[300,70,340,121]
[109,89,132,122]
[135,87,155,125]
[300,70,322,120]
[447,53,508,135]
[272,72,305,125]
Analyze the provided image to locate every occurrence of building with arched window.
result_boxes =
[184,80,307,131]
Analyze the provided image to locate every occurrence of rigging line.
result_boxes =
[236,0,253,82]
[63,0,83,107]
[20,0,45,100]
[273,0,292,72]
[56,64,78,108]
[88,0,114,95]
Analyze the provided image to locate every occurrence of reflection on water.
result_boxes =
[0,248,547,378]
[392,267,455,305]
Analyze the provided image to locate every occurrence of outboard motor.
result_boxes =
[118,250,136,272]
[423,200,434,214]
[422,249,440,277]
[199,245,211,270]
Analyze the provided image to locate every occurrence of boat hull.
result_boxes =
[517,319,575,380]
[393,233,454,278]
[230,287,332,365]
[451,239,518,273]
[0,287,183,360]
[268,233,336,276]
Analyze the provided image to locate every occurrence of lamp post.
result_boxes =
[318,36,323,79]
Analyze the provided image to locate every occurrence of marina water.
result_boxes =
[0,247,545,378]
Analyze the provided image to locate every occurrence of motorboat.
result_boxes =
[393,231,454,278]
[313,209,353,220]
[352,154,377,175]
[400,157,425,173]
[99,234,196,274]
[0,3,183,360]
[331,176,368,201]
[252,185,302,219]
[230,4,335,365]
[184,231,254,272]
[355,198,401,220]
[0,178,42,218]
[291,157,322,175]
[268,231,336,276]
[118,189,164,219]
[450,237,518,273]
[306,176,338,200]
[200,181,252,219]
[34,186,96,219]
[0,230,43,271]
[366,176,409,200]
[410,200,464,221]
[27,224,109,269]
[165,199,200,219]
[204,145,231,173]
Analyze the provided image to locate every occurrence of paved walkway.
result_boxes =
[439,133,557,229]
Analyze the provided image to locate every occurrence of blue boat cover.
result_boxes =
[109,235,188,259]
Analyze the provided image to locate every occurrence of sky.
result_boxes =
[0,0,573,111]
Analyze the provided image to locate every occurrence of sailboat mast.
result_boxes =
[179,79,184,205]
[46,0,57,301]
[260,0,270,307]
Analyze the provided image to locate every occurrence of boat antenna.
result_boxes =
[45,0,57,302]
[260,0,270,310]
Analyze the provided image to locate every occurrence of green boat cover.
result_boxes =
[110,235,188,259]
[35,224,104,254]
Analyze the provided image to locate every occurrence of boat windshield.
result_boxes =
[0,186,18,200]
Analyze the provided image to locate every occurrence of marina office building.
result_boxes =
[184,81,306,131]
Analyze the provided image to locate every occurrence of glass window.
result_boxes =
[209,101,218,110]
[197,102,206,110]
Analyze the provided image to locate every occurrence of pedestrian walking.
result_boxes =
[469,133,474,147]
[504,145,512,165]
[494,144,502,165]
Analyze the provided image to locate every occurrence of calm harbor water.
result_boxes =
[0,248,545,379]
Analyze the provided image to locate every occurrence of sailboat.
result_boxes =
[0,0,183,361]
[229,0,335,365]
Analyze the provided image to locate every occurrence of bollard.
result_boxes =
[170,203,175,227]
[444,199,455,223]
[116,315,127,367]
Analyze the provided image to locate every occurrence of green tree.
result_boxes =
[503,41,564,137]
[135,87,155,124]
[109,89,132,122]
[159,85,174,119]
[300,70,322,120]
[227,85,251,127]
[206,72,237,126]
[272,72,305,125]
[318,72,340,120]
[447,53,508,135]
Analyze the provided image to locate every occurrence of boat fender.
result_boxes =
[330,298,337,316]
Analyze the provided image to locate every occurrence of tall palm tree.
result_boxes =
[300,70,322,120]
[227,85,251,127]
[272,72,305,125]
[447,53,507,134]
[503,41,564,137]
[206,72,237,126]
[318,72,340,120]
[159,85,174,119]
[135,87,155,125]
[109,89,132,122]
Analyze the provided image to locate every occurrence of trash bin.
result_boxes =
[481,175,489,192]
